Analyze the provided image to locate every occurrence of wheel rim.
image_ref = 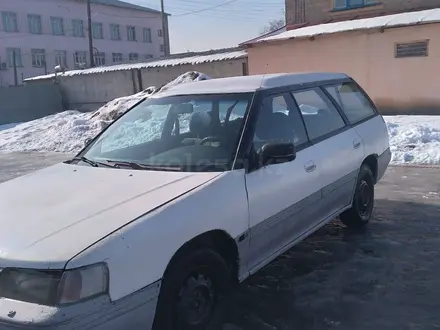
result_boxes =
[177,272,216,327]
[357,180,372,218]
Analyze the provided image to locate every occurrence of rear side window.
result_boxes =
[325,82,376,124]
[292,88,345,141]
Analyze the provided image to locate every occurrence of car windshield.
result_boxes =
[81,93,253,172]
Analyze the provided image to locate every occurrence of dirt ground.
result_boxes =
[1,153,439,330]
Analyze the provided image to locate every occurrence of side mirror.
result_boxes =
[84,138,93,147]
[258,142,296,167]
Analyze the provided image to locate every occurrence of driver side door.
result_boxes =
[245,92,322,274]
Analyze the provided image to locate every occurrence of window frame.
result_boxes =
[31,49,46,68]
[51,17,65,35]
[72,19,85,37]
[92,22,104,39]
[127,25,137,41]
[110,24,121,40]
[128,52,139,61]
[290,87,348,144]
[74,51,87,68]
[112,52,123,63]
[54,50,68,68]
[333,0,378,10]
[6,48,22,67]
[2,11,18,32]
[94,52,106,66]
[27,14,43,34]
[143,27,152,43]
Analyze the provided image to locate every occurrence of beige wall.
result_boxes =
[248,24,440,114]
[286,0,440,25]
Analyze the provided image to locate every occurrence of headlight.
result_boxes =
[0,264,108,306]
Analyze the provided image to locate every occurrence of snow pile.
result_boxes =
[0,72,211,153]
[384,115,440,165]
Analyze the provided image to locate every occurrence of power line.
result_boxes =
[172,0,239,16]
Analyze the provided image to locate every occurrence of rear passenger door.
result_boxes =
[291,87,365,220]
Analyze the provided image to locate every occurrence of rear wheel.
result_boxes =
[340,164,375,229]
[153,248,231,330]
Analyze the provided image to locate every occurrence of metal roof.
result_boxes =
[249,8,440,45]
[90,0,165,15]
[24,48,248,82]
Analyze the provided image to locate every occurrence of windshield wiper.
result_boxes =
[105,160,182,172]
[71,156,116,168]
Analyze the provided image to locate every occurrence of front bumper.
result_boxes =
[0,280,161,330]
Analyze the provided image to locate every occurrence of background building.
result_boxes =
[286,0,440,25]
[0,0,170,87]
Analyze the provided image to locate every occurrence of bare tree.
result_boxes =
[261,19,285,34]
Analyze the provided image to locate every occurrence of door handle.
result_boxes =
[353,139,361,149]
[304,161,316,173]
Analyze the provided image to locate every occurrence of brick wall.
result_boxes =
[286,0,440,25]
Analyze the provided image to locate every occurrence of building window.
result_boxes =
[1,12,18,32]
[31,49,46,68]
[334,0,376,9]
[51,17,65,35]
[94,52,106,66]
[6,48,22,67]
[143,28,152,43]
[110,24,120,40]
[160,44,165,52]
[112,53,123,63]
[28,14,42,34]
[74,51,87,68]
[72,19,85,37]
[54,50,68,68]
[158,29,163,37]
[395,40,429,58]
[129,53,139,61]
[127,26,136,41]
[144,54,153,59]
[92,22,103,39]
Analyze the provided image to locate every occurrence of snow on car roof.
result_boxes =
[151,72,349,97]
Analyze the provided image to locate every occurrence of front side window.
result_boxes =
[292,88,345,141]
[72,19,85,37]
[27,14,42,34]
[127,26,136,41]
[82,93,253,172]
[31,49,46,68]
[2,12,18,32]
[51,17,64,35]
[6,48,22,67]
[325,82,376,124]
[92,22,103,39]
[253,93,308,152]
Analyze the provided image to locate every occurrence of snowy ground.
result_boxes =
[0,73,439,165]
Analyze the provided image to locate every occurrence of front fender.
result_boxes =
[66,170,249,301]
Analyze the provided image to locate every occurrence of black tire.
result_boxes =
[340,164,375,229]
[152,248,231,330]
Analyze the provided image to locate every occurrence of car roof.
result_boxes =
[151,72,349,97]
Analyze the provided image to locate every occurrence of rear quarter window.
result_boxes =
[325,82,376,124]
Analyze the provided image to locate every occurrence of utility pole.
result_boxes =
[160,0,169,56]
[86,0,95,67]
[12,50,18,86]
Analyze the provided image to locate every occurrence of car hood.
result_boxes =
[0,163,220,269]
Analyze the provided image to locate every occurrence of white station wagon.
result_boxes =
[0,73,390,330]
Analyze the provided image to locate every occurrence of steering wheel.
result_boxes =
[200,136,222,145]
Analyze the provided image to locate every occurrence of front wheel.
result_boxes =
[153,248,231,330]
[340,164,375,229]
